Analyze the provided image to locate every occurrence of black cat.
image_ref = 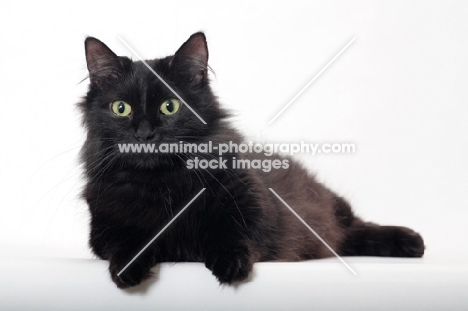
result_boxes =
[79,32,424,288]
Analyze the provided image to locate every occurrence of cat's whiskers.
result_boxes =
[178,153,218,204]
[174,136,203,139]
[85,145,119,176]
[174,154,199,188]
[189,151,248,191]
[176,138,244,186]
[26,144,82,187]
[39,144,120,243]
[92,153,122,203]
[26,143,114,218]
[88,152,121,186]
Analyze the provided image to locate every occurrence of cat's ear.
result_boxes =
[85,37,122,86]
[170,32,209,85]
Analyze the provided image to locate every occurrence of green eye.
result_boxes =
[160,99,181,115]
[111,100,132,117]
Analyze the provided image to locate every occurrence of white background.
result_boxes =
[0,0,467,262]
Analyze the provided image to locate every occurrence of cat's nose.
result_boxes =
[135,120,155,142]
[135,131,155,142]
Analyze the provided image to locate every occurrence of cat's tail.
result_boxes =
[334,197,425,257]
[339,221,425,257]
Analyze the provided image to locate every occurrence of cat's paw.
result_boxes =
[205,247,253,284]
[390,226,425,257]
[109,257,153,289]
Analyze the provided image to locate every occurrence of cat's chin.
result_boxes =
[132,159,158,169]
[128,155,179,170]
[131,157,163,170]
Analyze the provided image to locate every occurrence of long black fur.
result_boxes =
[79,33,425,288]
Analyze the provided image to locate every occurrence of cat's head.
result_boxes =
[80,33,228,169]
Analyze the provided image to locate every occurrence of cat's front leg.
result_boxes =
[203,212,258,284]
[205,242,254,284]
[108,248,157,289]
[202,192,263,284]
[90,224,158,288]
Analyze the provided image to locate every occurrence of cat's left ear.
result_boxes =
[85,37,123,86]
[170,32,209,85]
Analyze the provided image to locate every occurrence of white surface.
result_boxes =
[1,254,467,311]
[1,0,468,310]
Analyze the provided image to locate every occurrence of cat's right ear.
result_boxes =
[85,37,122,86]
